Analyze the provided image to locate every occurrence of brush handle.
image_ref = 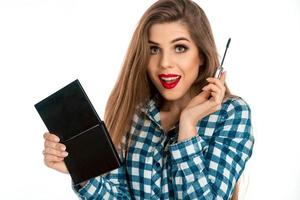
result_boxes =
[214,66,223,79]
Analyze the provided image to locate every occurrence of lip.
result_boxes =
[158,74,181,89]
[158,74,180,78]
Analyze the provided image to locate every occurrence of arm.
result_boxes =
[73,165,131,199]
[169,98,254,199]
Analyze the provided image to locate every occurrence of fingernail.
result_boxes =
[61,146,66,151]
[63,152,68,156]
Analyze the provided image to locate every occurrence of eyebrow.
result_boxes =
[148,37,190,45]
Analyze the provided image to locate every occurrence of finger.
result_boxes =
[187,90,210,107]
[44,140,66,151]
[44,154,65,163]
[197,90,210,99]
[193,90,210,102]
[210,92,222,105]
[206,77,226,92]
[220,71,226,83]
[44,147,68,157]
[202,84,221,94]
[43,132,60,143]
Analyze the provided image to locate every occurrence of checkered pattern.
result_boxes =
[73,96,254,199]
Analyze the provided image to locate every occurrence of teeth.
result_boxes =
[160,76,180,82]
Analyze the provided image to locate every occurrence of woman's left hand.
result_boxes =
[178,72,226,141]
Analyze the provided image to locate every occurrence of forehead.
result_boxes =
[148,21,192,41]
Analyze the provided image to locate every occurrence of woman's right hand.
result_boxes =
[43,132,69,174]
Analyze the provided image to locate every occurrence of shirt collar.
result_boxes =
[140,95,162,129]
[140,95,181,140]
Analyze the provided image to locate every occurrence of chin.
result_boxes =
[159,90,185,101]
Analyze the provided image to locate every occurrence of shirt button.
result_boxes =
[155,162,160,168]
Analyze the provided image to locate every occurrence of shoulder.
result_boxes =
[197,96,252,134]
[221,96,251,119]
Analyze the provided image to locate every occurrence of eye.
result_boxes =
[150,46,160,55]
[175,45,188,53]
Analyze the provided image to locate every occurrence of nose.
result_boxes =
[160,51,173,69]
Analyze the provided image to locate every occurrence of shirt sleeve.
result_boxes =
[71,134,132,200]
[169,97,254,200]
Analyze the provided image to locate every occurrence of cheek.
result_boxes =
[181,55,200,78]
[148,57,157,70]
[147,63,157,82]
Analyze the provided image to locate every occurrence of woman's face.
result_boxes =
[147,21,203,102]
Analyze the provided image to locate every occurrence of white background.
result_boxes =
[0,0,299,199]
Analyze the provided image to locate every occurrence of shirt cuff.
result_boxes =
[72,178,100,198]
[169,135,204,164]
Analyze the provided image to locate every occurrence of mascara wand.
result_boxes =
[214,38,231,79]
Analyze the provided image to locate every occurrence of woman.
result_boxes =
[42,0,254,199]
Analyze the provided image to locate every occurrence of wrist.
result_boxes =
[178,120,197,142]
[179,110,200,128]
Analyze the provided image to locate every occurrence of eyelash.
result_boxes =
[149,44,189,55]
[175,45,188,53]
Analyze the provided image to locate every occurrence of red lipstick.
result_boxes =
[158,74,181,89]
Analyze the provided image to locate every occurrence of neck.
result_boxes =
[161,91,194,113]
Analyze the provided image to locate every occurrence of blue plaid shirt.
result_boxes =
[73,96,254,199]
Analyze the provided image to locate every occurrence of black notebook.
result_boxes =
[35,79,121,184]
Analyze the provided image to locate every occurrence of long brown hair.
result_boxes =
[104,0,238,198]
[105,0,231,146]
